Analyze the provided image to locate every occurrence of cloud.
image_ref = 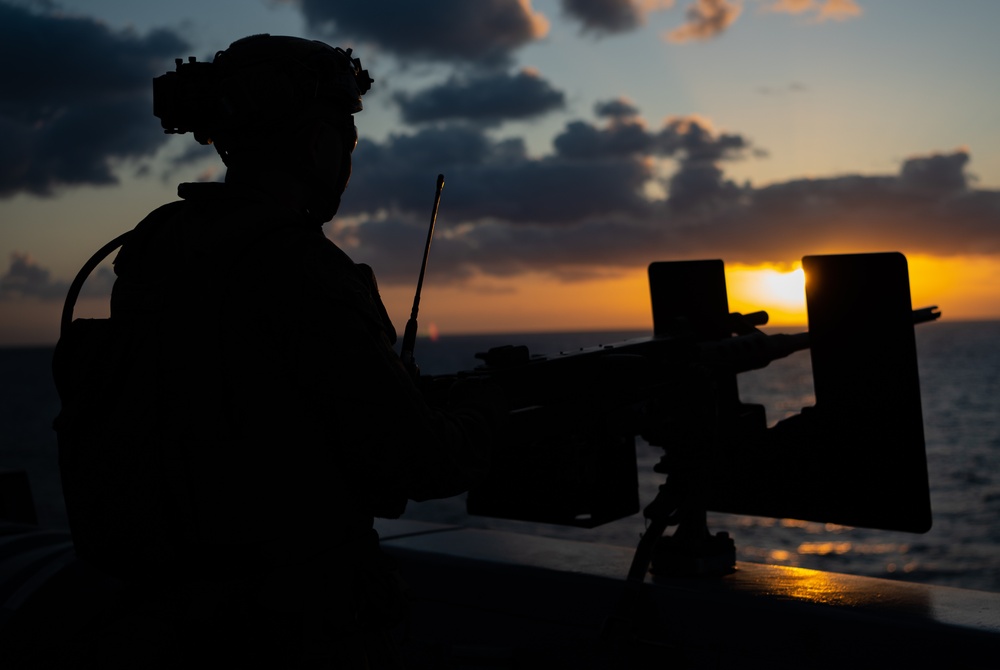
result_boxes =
[683,151,997,264]
[667,158,744,211]
[666,0,742,43]
[345,124,656,227]
[554,113,753,210]
[337,129,999,286]
[0,3,189,197]
[553,109,754,161]
[341,106,757,238]
[658,115,752,162]
[393,69,566,126]
[553,118,659,159]
[560,0,675,35]
[296,0,550,66]
[594,98,642,119]
[334,108,764,282]
[566,0,861,45]
[0,251,113,301]
[899,150,969,193]
[818,0,862,21]
[766,0,863,22]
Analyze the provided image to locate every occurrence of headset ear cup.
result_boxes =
[337,142,353,194]
[317,122,354,195]
[301,122,353,222]
[314,150,351,221]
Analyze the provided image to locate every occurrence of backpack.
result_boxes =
[53,231,198,580]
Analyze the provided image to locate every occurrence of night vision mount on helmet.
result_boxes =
[153,34,374,146]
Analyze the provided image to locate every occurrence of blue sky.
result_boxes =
[2,0,999,344]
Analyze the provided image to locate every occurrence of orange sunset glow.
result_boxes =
[0,253,990,347]
[377,254,997,339]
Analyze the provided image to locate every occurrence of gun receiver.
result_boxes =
[454,252,938,559]
[448,305,934,417]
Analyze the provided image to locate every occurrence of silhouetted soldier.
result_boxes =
[57,34,500,668]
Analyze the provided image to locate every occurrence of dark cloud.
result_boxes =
[656,116,751,162]
[342,110,757,240]
[346,125,498,215]
[679,159,997,264]
[667,0,741,43]
[667,160,743,211]
[297,0,549,66]
[553,111,754,162]
[561,0,648,34]
[0,3,189,197]
[657,149,998,263]
[560,0,678,35]
[19,95,163,191]
[551,113,753,212]
[345,124,655,226]
[553,119,659,159]
[594,98,641,119]
[336,109,760,281]
[0,251,113,301]
[900,150,969,193]
[450,156,654,225]
[563,0,858,43]
[656,116,752,210]
[338,137,999,286]
[336,214,662,284]
[394,70,566,126]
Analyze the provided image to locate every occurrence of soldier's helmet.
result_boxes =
[153,34,373,149]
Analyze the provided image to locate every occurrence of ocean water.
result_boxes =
[1,320,998,593]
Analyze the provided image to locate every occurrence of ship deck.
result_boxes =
[377,519,1000,668]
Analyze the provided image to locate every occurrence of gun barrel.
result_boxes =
[433,308,938,414]
[913,306,941,324]
[702,307,938,374]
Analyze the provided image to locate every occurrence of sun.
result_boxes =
[726,263,808,326]
[758,266,806,309]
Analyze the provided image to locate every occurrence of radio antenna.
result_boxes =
[400,173,444,378]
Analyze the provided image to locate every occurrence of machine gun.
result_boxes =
[427,252,939,579]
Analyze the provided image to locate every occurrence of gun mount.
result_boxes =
[429,252,939,581]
